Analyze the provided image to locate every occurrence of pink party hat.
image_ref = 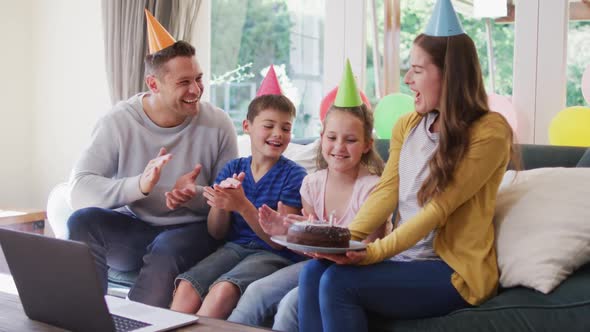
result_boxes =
[256,65,282,96]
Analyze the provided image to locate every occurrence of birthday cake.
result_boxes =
[286,222,351,248]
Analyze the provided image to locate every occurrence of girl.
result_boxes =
[228,63,391,331]
[297,2,519,332]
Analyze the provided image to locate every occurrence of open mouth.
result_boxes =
[330,154,349,160]
[266,140,283,147]
[182,97,199,104]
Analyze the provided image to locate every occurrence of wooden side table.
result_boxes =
[0,209,46,233]
[0,209,47,274]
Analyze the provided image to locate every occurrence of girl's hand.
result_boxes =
[283,214,307,224]
[258,202,292,236]
[301,209,318,221]
[310,250,367,265]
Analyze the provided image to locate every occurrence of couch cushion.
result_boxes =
[517,144,587,170]
[283,139,320,173]
[577,149,590,167]
[108,268,138,288]
[494,168,590,294]
[369,263,590,332]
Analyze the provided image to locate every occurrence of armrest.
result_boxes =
[46,182,74,239]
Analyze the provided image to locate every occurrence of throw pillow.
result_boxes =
[494,167,590,294]
[577,149,590,167]
[283,138,320,174]
[237,135,252,157]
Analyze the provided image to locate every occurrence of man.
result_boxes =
[66,10,238,308]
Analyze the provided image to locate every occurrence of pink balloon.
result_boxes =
[320,87,371,121]
[488,93,518,131]
[582,64,590,105]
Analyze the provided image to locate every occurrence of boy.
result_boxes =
[170,67,307,319]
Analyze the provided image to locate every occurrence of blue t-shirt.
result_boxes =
[214,155,307,261]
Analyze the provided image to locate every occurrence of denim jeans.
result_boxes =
[298,259,470,332]
[67,207,219,308]
[176,241,293,298]
[273,286,299,332]
[227,260,305,330]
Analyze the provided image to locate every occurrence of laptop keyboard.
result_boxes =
[111,314,152,332]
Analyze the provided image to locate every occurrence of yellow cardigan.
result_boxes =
[349,111,511,305]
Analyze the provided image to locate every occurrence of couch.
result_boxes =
[313,140,590,332]
[46,140,590,330]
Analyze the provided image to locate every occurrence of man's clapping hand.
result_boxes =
[140,147,172,195]
[165,164,202,210]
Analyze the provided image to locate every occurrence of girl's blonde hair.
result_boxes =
[316,104,385,176]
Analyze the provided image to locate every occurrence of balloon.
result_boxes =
[374,93,415,139]
[582,64,590,105]
[320,87,371,121]
[549,106,590,147]
[488,93,518,131]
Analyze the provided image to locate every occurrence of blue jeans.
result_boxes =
[176,241,292,298]
[274,286,299,332]
[227,260,305,330]
[67,207,219,308]
[298,259,470,332]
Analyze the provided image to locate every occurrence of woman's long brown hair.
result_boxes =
[414,33,519,205]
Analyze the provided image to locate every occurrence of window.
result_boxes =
[365,0,514,102]
[567,19,590,107]
[210,0,325,137]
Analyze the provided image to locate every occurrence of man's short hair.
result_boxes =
[144,40,195,77]
[247,94,297,122]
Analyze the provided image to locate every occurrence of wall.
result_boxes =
[29,0,110,209]
[324,0,367,91]
[0,0,34,209]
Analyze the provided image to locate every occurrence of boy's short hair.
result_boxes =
[144,41,195,77]
[247,95,296,122]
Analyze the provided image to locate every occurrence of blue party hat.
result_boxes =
[424,0,465,37]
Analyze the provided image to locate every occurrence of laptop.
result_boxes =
[0,228,198,332]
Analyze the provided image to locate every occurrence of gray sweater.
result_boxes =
[68,93,238,226]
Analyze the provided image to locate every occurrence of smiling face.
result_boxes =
[244,109,293,161]
[403,45,443,114]
[150,56,204,118]
[321,110,371,174]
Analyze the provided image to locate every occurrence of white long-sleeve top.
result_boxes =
[68,92,238,226]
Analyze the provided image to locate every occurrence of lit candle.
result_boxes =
[329,210,336,227]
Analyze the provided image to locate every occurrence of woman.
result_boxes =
[297,1,518,331]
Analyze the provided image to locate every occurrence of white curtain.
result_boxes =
[169,0,202,41]
[101,0,202,104]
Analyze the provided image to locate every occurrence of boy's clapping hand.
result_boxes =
[203,172,248,212]
[218,177,241,189]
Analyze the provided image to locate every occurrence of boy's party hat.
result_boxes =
[424,0,465,37]
[334,59,363,107]
[145,9,176,54]
[256,65,282,96]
